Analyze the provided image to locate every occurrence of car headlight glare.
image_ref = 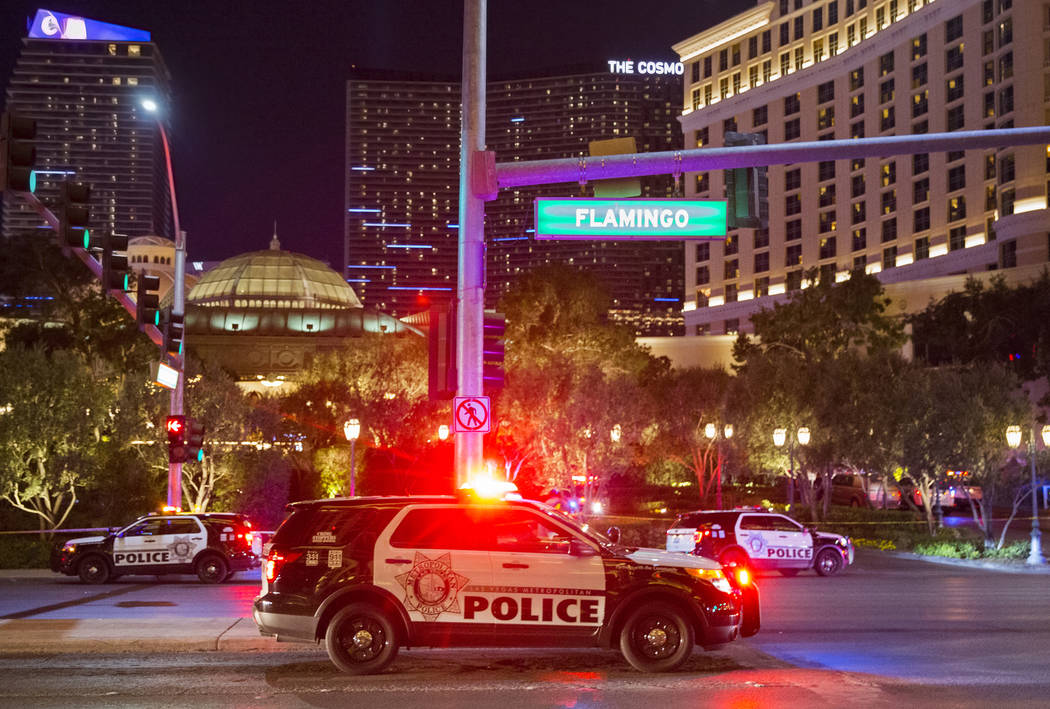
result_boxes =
[686,567,732,594]
[62,544,76,553]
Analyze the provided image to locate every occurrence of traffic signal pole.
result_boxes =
[167,228,186,510]
[491,127,1050,189]
[455,0,486,489]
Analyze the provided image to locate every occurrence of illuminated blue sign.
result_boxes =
[28,9,150,42]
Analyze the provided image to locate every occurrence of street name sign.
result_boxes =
[534,198,727,240]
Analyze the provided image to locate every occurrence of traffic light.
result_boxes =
[0,112,37,193]
[101,232,131,292]
[135,273,161,328]
[158,307,184,356]
[482,311,506,392]
[428,301,456,401]
[58,182,92,248]
[723,131,768,230]
[185,418,205,463]
[166,415,187,464]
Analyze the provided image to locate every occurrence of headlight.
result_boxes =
[686,567,732,594]
[62,544,76,553]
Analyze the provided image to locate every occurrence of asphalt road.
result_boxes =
[1,551,1049,707]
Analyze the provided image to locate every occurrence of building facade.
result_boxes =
[1,9,174,241]
[674,0,1050,335]
[345,66,686,335]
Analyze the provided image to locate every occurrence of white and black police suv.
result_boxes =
[51,511,259,584]
[665,509,854,577]
[252,494,760,674]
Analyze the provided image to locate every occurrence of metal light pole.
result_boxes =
[142,98,185,511]
[705,423,733,509]
[1007,425,1047,565]
[455,0,486,489]
[344,418,361,497]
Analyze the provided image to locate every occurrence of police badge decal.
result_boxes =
[167,536,196,562]
[395,552,470,621]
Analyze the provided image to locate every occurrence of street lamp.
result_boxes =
[438,424,450,441]
[1006,424,1047,565]
[141,97,186,511]
[774,426,809,506]
[344,418,361,497]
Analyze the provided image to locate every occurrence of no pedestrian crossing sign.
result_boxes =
[453,396,491,433]
[534,198,727,240]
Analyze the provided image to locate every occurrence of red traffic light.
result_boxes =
[166,416,185,436]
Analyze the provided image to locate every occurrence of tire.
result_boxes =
[77,555,111,584]
[325,603,400,675]
[619,601,695,672]
[778,568,800,577]
[815,547,845,576]
[222,570,238,583]
[195,554,229,584]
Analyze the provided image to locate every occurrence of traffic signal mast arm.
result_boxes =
[489,127,1050,191]
[19,191,164,348]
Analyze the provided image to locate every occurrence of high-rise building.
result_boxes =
[1,8,174,242]
[345,64,686,335]
[674,0,1050,336]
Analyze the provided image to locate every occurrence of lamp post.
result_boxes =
[344,418,361,497]
[704,422,733,509]
[774,426,809,507]
[142,98,186,511]
[1006,424,1048,565]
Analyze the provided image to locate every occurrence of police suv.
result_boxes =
[665,509,854,577]
[253,494,760,674]
[51,512,259,584]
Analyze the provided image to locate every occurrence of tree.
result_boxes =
[0,346,114,531]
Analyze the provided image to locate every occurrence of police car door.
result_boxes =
[766,514,813,568]
[374,505,495,641]
[485,507,605,638]
[113,516,205,571]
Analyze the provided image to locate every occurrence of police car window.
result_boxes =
[272,507,380,547]
[390,508,492,550]
[168,519,201,535]
[739,516,772,531]
[769,516,803,532]
[489,509,572,554]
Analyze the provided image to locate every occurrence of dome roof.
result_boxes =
[188,240,361,310]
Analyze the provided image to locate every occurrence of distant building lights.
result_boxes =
[388,286,453,291]
[345,278,370,283]
[347,207,381,213]
[351,166,376,171]
[386,244,432,249]
[653,297,680,302]
[346,264,396,269]
[683,301,697,312]
[493,236,529,242]
[447,224,460,229]
[510,117,525,123]
[363,222,411,228]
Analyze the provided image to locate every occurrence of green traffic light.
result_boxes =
[196,448,204,462]
[28,170,36,193]
[81,228,90,250]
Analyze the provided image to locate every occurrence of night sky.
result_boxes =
[0,1,754,267]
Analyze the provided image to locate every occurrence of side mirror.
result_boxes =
[569,539,598,556]
[606,526,621,544]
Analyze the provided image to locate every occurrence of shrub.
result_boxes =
[0,536,53,569]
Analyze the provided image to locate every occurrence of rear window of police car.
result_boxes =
[674,512,738,529]
[273,507,396,549]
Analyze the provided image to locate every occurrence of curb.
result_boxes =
[882,550,1050,573]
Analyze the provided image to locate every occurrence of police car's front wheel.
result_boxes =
[815,547,844,576]
[619,602,694,672]
[77,555,111,584]
[325,603,400,675]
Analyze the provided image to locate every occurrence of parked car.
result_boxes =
[815,473,868,507]
[665,508,854,577]
[898,478,955,509]
[866,478,903,510]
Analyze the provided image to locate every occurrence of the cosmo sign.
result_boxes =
[535,199,727,240]
[28,8,151,41]
[607,59,684,75]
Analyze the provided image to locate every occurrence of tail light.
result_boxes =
[734,567,752,587]
[693,528,710,545]
[265,550,302,582]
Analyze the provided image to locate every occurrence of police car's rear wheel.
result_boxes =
[325,603,399,675]
[77,555,110,584]
[815,547,844,576]
[195,554,228,584]
[619,602,694,672]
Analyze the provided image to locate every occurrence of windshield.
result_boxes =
[536,502,614,547]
